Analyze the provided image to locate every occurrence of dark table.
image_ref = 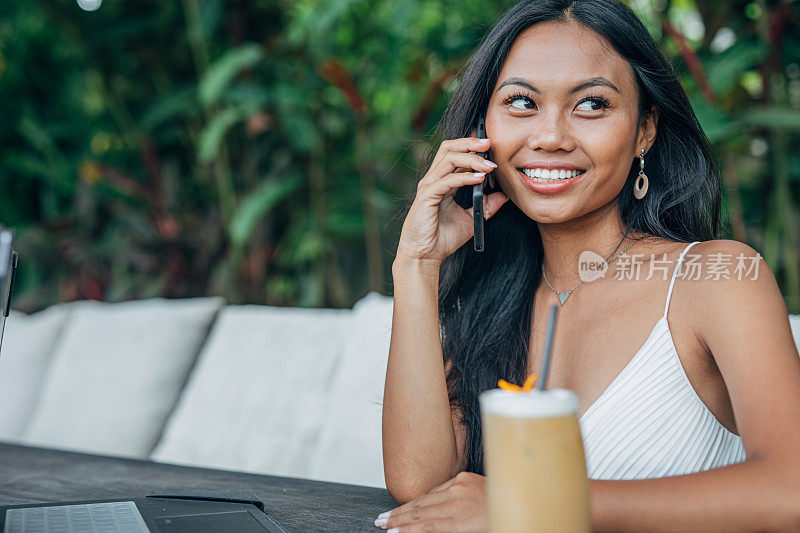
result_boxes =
[0,442,397,531]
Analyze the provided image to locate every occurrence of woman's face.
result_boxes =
[486,20,657,224]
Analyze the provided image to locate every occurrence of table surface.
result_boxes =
[0,442,396,532]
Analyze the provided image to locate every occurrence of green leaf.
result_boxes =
[222,83,270,111]
[198,43,264,107]
[197,107,244,164]
[704,39,769,95]
[275,107,322,153]
[2,152,72,193]
[275,215,325,268]
[229,175,304,247]
[199,0,223,37]
[689,95,732,142]
[141,86,198,130]
[735,107,800,131]
[327,211,363,239]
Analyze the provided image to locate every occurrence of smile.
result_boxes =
[520,168,586,182]
[518,168,586,195]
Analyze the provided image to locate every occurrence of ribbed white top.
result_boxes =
[578,241,746,480]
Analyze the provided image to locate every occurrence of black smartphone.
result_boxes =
[473,114,490,253]
[0,228,17,355]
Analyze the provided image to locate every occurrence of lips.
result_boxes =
[518,168,585,195]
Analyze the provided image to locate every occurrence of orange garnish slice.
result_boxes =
[497,379,522,392]
[497,373,538,393]
[522,373,538,392]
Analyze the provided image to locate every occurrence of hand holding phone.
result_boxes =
[395,134,507,267]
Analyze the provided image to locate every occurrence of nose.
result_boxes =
[525,110,576,152]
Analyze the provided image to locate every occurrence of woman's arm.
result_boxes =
[376,239,800,532]
[592,239,800,532]
[382,256,463,504]
[377,458,799,533]
[591,458,799,532]
[382,135,506,505]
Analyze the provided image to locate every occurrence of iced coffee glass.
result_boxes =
[480,388,590,532]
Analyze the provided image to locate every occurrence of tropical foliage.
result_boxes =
[1,0,798,312]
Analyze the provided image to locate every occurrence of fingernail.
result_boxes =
[483,159,497,168]
[377,511,391,519]
[478,138,490,144]
[473,172,486,178]
[387,529,400,533]
[374,517,388,527]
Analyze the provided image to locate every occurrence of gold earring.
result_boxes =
[634,147,649,200]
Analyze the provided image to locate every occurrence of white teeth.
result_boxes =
[521,168,584,182]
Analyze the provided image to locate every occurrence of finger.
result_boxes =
[431,137,492,169]
[389,517,456,532]
[440,167,484,200]
[428,476,458,493]
[381,503,454,530]
[424,153,495,190]
[487,191,510,218]
[381,488,452,522]
[418,171,485,200]
[431,151,496,178]
[465,191,509,220]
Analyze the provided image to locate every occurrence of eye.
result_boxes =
[575,95,611,112]
[502,92,535,110]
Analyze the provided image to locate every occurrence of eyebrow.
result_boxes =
[495,76,621,95]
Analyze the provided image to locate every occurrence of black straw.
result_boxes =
[537,304,558,391]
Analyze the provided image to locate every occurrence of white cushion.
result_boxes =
[150,305,352,478]
[22,297,223,458]
[308,292,393,488]
[0,305,72,440]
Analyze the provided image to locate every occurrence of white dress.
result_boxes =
[578,241,746,480]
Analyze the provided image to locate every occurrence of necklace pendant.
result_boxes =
[557,291,570,306]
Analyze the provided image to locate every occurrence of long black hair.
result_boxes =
[402,0,723,475]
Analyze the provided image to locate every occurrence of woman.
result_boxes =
[378,0,800,531]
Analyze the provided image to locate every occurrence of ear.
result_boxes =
[637,105,659,156]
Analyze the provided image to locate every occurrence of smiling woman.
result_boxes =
[381,0,800,531]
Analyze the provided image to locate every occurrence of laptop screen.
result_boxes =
[0,229,18,355]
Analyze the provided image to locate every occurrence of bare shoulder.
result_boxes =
[688,239,771,290]
[682,240,800,464]
[690,238,760,258]
[685,239,790,353]
[636,236,754,257]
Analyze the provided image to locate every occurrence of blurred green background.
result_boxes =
[1,0,798,313]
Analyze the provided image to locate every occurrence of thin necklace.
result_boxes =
[542,237,641,306]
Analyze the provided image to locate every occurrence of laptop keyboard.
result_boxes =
[4,501,149,533]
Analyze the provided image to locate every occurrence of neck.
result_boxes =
[538,204,641,288]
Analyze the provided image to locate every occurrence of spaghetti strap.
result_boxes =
[663,241,702,318]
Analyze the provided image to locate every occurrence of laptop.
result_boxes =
[0,490,288,533]
[0,231,288,532]
[0,228,18,355]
